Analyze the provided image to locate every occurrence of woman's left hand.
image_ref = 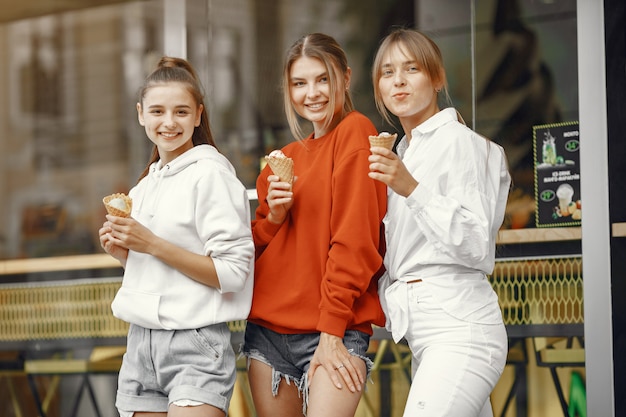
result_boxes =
[308,332,363,393]
[99,222,128,265]
[368,147,418,197]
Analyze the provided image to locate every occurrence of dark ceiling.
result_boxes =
[0,0,139,24]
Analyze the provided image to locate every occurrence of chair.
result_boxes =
[0,351,26,417]
[532,336,585,416]
[497,337,529,417]
[24,345,125,417]
[0,278,128,417]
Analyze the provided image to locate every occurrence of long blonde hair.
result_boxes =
[282,33,354,140]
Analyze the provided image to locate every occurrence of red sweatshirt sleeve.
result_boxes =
[252,165,283,257]
[317,116,387,336]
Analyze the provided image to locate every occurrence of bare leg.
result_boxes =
[248,358,302,417]
[133,403,225,417]
[168,403,225,417]
[306,356,366,417]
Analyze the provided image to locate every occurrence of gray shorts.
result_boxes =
[116,323,236,414]
[242,322,372,413]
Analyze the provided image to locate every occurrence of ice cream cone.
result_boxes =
[103,193,132,218]
[265,156,294,184]
[369,132,397,150]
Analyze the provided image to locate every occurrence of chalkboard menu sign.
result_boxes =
[533,121,581,227]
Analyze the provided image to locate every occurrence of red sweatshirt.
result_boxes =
[250,111,387,337]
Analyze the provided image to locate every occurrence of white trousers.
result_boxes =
[401,282,508,417]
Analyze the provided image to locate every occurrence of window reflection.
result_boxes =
[419,0,577,230]
[0,0,578,261]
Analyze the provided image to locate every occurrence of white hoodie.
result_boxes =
[111,144,254,329]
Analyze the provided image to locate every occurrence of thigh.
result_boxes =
[168,403,225,417]
[306,355,366,417]
[306,330,370,417]
[403,289,506,417]
[405,342,498,417]
[248,359,302,417]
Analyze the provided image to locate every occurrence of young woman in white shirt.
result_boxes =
[368,28,511,417]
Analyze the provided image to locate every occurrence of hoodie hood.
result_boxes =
[150,144,231,177]
[134,144,231,217]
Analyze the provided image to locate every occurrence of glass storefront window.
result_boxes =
[418,0,578,231]
[0,0,579,261]
[0,0,418,260]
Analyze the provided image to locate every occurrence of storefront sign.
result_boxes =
[533,121,581,227]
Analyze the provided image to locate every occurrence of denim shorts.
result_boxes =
[116,323,236,414]
[242,322,372,411]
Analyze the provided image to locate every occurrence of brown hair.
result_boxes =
[137,56,217,180]
[372,28,450,125]
[282,33,354,140]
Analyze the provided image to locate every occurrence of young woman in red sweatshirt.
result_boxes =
[243,33,387,417]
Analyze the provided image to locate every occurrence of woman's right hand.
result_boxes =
[368,147,418,197]
[266,174,294,225]
[98,221,128,266]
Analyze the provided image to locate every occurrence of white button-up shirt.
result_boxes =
[380,108,511,342]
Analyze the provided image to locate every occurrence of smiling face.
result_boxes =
[377,43,442,134]
[288,55,349,138]
[137,82,203,165]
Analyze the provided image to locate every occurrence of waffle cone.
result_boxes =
[368,133,397,150]
[265,156,294,183]
[103,193,132,218]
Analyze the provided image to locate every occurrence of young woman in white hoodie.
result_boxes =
[98,56,254,417]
